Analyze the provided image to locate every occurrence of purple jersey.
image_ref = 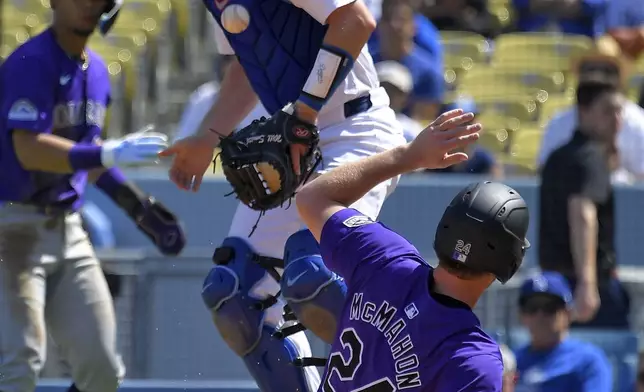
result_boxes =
[0,28,110,208]
[319,209,504,392]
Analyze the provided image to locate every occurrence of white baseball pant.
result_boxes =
[0,204,125,392]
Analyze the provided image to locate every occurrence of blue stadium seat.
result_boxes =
[492,328,639,392]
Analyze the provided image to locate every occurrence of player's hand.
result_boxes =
[101,125,169,168]
[158,133,217,192]
[572,281,600,322]
[404,109,481,170]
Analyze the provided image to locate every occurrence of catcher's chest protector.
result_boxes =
[203,0,328,114]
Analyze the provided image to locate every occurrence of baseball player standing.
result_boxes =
[295,109,531,391]
[0,1,185,391]
[159,0,410,390]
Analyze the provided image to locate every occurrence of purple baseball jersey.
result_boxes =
[319,209,504,392]
[0,28,110,208]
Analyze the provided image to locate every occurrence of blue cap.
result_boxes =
[519,272,573,305]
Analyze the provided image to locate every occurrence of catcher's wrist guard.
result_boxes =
[217,104,322,212]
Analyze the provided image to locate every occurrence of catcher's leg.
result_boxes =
[279,229,347,346]
[201,237,320,392]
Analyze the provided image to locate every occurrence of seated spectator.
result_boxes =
[421,0,502,38]
[374,61,425,142]
[426,99,503,177]
[499,344,517,392]
[174,55,269,143]
[512,0,607,37]
[79,201,122,300]
[604,0,644,109]
[369,0,444,62]
[605,0,644,60]
[537,36,644,181]
[81,201,115,250]
[369,0,445,121]
[515,272,613,392]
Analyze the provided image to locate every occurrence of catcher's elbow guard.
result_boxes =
[298,44,355,112]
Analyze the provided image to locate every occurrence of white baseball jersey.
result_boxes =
[213,0,381,121]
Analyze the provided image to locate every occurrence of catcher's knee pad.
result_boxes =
[201,237,281,356]
[281,229,347,344]
[201,238,316,392]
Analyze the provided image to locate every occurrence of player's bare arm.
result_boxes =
[568,195,600,321]
[297,109,481,241]
[12,127,167,174]
[294,0,376,124]
[159,57,259,191]
[13,130,81,173]
[195,57,259,144]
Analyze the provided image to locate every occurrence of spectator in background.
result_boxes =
[421,0,502,38]
[512,0,607,37]
[370,0,445,121]
[514,272,613,392]
[605,0,644,60]
[174,55,269,143]
[374,61,425,142]
[604,0,644,108]
[425,98,503,177]
[369,0,444,62]
[80,200,122,302]
[539,79,630,329]
[538,36,644,181]
[499,344,517,392]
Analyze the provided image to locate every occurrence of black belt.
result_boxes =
[344,94,373,118]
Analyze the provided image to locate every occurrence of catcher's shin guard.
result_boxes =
[280,230,347,345]
[201,237,319,392]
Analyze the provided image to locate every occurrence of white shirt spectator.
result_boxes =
[364,0,382,19]
[174,81,269,142]
[375,61,425,142]
[537,101,644,179]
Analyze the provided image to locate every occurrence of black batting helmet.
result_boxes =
[99,0,123,36]
[434,181,530,284]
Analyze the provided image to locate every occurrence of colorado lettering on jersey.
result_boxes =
[349,292,422,390]
[52,100,107,129]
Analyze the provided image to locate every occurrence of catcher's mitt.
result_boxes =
[217,106,321,211]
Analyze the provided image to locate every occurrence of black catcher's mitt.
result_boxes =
[217,106,321,211]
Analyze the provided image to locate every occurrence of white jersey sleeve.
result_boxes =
[290,0,356,25]
[214,23,235,55]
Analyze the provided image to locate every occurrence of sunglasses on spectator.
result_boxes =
[520,298,566,315]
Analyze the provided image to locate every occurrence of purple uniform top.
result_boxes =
[0,28,110,209]
[319,209,503,392]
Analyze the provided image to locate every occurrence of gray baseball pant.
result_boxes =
[0,204,125,392]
